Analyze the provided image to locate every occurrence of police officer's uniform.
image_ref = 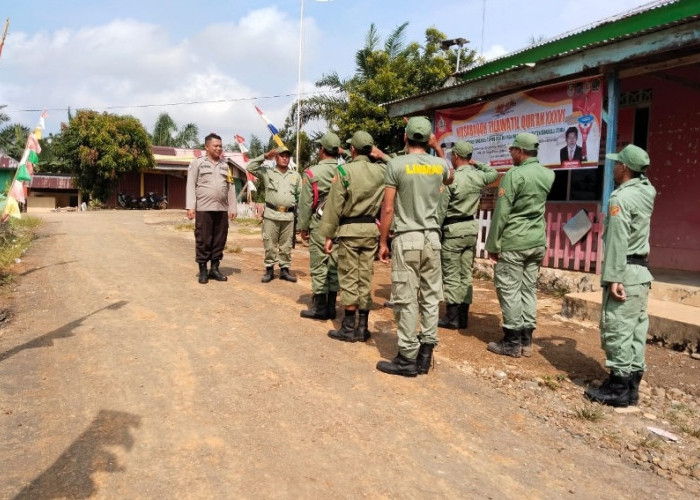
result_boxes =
[438,141,499,329]
[247,147,301,281]
[585,145,656,407]
[317,131,387,342]
[298,133,340,319]
[485,133,554,358]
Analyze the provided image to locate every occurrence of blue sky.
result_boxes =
[1,0,653,147]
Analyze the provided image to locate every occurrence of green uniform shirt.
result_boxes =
[601,176,656,285]
[385,152,451,233]
[485,157,555,253]
[438,161,499,237]
[297,158,338,231]
[247,154,301,222]
[318,155,386,239]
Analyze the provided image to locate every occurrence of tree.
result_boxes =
[151,112,199,148]
[0,123,30,160]
[290,23,476,153]
[52,110,154,202]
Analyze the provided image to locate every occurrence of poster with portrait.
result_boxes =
[434,76,603,170]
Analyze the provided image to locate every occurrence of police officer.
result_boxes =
[186,133,238,284]
[318,131,388,342]
[585,145,655,407]
[438,141,499,329]
[485,133,554,358]
[298,133,341,320]
[376,117,453,377]
[247,146,301,283]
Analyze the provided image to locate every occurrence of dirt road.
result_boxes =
[0,210,697,498]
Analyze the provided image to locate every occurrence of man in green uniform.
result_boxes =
[376,117,453,377]
[247,146,301,283]
[438,141,499,329]
[318,131,388,342]
[585,145,655,407]
[485,133,554,358]
[298,133,341,320]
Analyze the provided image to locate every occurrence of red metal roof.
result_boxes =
[29,175,75,190]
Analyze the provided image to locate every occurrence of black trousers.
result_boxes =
[195,211,229,263]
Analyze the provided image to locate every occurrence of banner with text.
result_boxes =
[434,76,603,170]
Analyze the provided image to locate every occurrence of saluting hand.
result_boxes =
[263,149,278,160]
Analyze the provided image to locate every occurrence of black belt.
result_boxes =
[266,202,295,213]
[626,254,649,267]
[443,214,474,226]
[339,216,376,225]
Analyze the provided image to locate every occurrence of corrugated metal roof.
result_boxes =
[0,153,19,169]
[30,175,75,190]
[152,148,248,173]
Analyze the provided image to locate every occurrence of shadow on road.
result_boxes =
[536,335,608,380]
[18,260,77,278]
[0,300,128,364]
[13,410,141,500]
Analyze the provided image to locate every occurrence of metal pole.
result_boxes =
[602,71,619,212]
[296,0,305,170]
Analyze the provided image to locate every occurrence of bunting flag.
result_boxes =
[9,180,25,204]
[234,135,250,157]
[1,196,21,222]
[253,105,285,148]
[15,164,32,182]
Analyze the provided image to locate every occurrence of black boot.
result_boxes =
[416,343,435,375]
[376,353,418,377]
[208,260,227,281]
[628,371,644,406]
[279,267,297,282]
[356,310,371,342]
[300,293,328,320]
[261,267,275,283]
[328,310,357,342]
[584,373,632,408]
[326,291,338,320]
[521,328,535,357]
[198,262,209,284]
[487,327,522,358]
[458,303,469,329]
[438,303,460,329]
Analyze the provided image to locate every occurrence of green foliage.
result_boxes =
[574,404,605,422]
[151,112,200,147]
[0,124,30,160]
[0,216,41,285]
[52,110,154,202]
[291,23,477,153]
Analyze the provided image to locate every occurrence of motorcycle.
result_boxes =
[117,192,139,209]
[146,192,168,210]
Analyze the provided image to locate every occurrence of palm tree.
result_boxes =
[151,113,199,148]
[0,123,30,160]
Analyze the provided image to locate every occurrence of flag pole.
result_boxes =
[0,18,9,63]
[296,0,304,171]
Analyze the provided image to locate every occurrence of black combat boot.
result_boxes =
[628,371,644,406]
[198,262,209,284]
[416,343,435,375]
[326,291,338,320]
[376,353,418,377]
[458,303,470,329]
[208,260,227,281]
[438,303,460,329]
[261,267,275,283]
[521,328,535,357]
[300,294,328,320]
[487,327,522,358]
[279,267,297,282]
[356,310,371,342]
[584,373,632,408]
[328,310,357,342]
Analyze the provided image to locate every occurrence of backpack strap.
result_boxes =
[306,169,320,211]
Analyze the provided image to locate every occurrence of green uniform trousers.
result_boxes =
[337,237,376,309]
[262,218,294,269]
[600,283,650,375]
[494,246,546,331]
[308,228,338,294]
[391,231,443,359]
[441,233,477,304]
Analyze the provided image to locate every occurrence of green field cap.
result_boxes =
[276,145,292,155]
[509,133,539,150]
[448,141,474,158]
[406,116,432,143]
[606,144,650,172]
[316,132,340,154]
[347,131,374,152]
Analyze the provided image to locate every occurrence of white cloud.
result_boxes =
[481,44,509,62]
[0,8,322,146]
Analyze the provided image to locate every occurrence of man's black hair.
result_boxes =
[565,126,578,138]
[205,133,222,144]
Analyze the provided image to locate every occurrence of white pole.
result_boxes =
[296,0,305,170]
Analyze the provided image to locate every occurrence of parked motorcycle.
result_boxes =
[117,192,139,209]
[146,192,168,210]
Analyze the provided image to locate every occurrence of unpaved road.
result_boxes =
[0,210,696,498]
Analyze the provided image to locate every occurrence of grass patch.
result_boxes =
[225,243,242,254]
[574,404,605,422]
[174,222,195,232]
[541,375,560,391]
[0,217,41,285]
[234,217,261,227]
[666,405,700,438]
[235,227,259,235]
[638,436,664,450]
